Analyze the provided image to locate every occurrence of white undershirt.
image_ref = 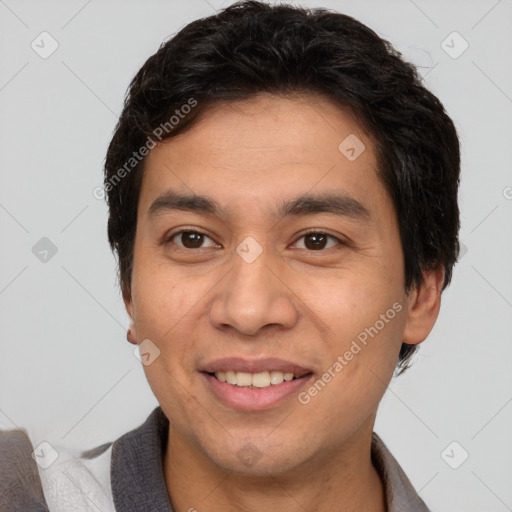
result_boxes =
[37,443,116,512]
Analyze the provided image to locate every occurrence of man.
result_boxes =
[0,1,460,510]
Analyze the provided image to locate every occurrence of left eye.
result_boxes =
[294,232,341,251]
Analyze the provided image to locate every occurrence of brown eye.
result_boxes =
[295,232,342,251]
[169,230,216,249]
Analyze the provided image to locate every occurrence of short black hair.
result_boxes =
[104,0,461,374]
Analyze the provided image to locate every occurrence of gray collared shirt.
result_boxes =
[0,406,430,511]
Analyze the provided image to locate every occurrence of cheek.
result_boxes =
[308,268,406,390]
[308,267,403,335]
[131,257,197,331]
[302,305,406,438]
[131,266,206,411]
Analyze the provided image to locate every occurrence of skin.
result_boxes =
[125,92,444,512]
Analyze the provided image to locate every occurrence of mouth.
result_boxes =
[199,358,314,410]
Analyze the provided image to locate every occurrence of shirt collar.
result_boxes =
[111,406,173,511]
[371,432,431,512]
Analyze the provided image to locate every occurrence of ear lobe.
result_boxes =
[123,290,138,345]
[127,322,138,345]
[402,267,445,346]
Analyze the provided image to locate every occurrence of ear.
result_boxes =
[123,288,138,345]
[402,267,445,345]
[123,287,134,319]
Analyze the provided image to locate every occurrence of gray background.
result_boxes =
[1,0,511,510]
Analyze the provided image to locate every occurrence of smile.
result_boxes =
[201,371,313,411]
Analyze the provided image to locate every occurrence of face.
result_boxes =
[126,93,415,475]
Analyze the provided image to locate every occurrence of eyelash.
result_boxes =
[165,228,346,251]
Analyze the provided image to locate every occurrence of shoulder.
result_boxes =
[0,428,117,512]
[36,439,116,512]
[0,428,49,511]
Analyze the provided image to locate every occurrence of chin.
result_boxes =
[201,435,308,476]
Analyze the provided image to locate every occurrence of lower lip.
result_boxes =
[201,372,313,411]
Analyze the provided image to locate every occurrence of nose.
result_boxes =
[208,242,299,336]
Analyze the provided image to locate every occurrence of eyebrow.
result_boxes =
[147,189,371,222]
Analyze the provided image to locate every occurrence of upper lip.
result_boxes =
[200,357,313,377]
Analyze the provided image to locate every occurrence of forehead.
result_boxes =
[139,93,386,222]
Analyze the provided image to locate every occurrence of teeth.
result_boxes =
[252,371,270,388]
[236,372,252,387]
[213,370,299,388]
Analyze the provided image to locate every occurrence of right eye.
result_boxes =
[166,230,218,250]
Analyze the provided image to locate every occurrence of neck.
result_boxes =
[163,423,386,512]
